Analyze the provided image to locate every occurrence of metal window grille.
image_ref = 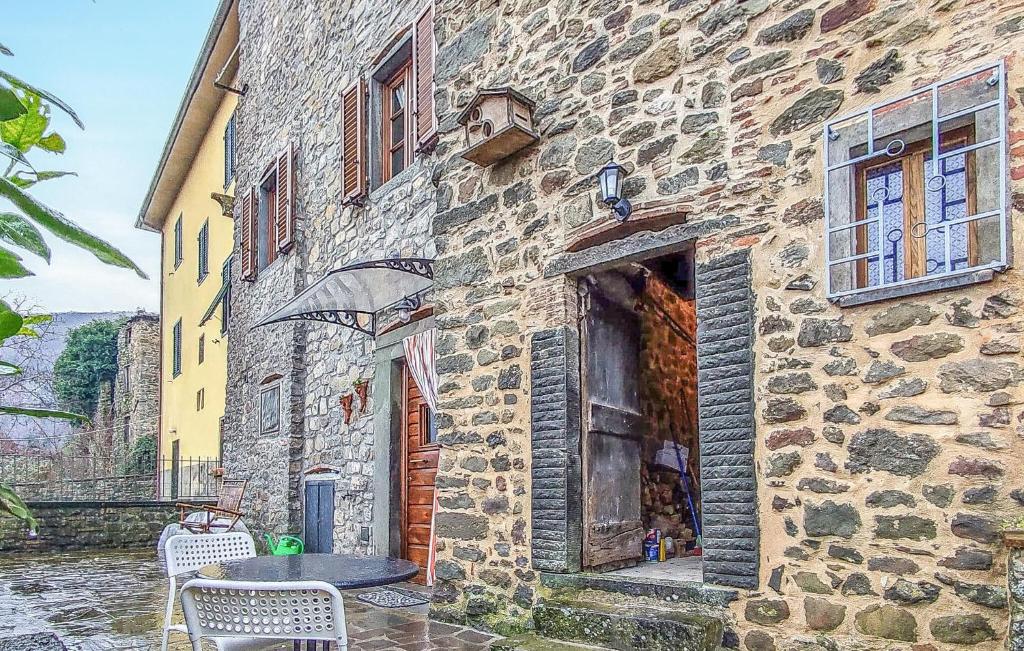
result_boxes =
[823,61,1008,300]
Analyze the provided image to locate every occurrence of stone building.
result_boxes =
[112,312,160,460]
[219,0,1024,648]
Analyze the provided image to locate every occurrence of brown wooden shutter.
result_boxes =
[341,80,367,203]
[413,3,437,151]
[240,187,257,280]
[276,142,294,252]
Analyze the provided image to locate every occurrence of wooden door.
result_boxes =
[304,480,335,554]
[581,282,645,569]
[401,363,439,583]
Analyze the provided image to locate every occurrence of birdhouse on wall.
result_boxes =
[457,87,539,166]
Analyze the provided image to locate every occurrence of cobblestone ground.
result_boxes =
[0,549,499,650]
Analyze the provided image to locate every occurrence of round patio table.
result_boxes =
[199,553,420,650]
[200,553,419,589]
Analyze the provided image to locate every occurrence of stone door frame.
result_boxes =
[371,316,435,558]
[531,222,760,589]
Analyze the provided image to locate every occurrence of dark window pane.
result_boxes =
[391,146,405,176]
[391,115,404,147]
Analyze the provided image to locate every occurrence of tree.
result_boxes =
[52,318,123,417]
[0,40,145,531]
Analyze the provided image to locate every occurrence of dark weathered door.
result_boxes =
[304,480,334,553]
[401,363,439,584]
[581,281,645,569]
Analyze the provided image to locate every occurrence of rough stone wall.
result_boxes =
[0,501,179,552]
[428,0,1024,647]
[224,0,435,547]
[112,313,159,459]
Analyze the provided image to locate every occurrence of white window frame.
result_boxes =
[823,60,1009,304]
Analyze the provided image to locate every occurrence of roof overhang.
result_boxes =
[136,0,239,233]
[252,259,435,336]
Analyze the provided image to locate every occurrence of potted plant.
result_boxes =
[1001,516,1024,548]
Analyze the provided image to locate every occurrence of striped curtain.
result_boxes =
[403,328,438,585]
[402,329,438,410]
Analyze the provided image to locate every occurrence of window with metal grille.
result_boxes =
[224,112,236,187]
[172,318,182,378]
[824,62,1008,304]
[198,220,209,283]
[173,214,183,269]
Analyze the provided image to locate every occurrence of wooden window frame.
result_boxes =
[851,125,978,289]
[382,60,413,184]
[260,165,280,268]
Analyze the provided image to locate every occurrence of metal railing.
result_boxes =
[0,453,221,502]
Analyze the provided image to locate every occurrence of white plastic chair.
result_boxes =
[180,578,348,650]
[162,532,257,651]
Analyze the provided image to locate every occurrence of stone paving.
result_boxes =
[0,549,499,650]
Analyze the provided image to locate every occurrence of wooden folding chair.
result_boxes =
[177,478,247,534]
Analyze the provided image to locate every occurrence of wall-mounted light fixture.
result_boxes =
[595,160,632,221]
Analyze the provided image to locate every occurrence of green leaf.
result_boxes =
[36,132,65,153]
[0,177,147,278]
[0,405,90,424]
[0,141,33,170]
[22,314,52,326]
[0,86,25,121]
[0,211,50,261]
[0,69,82,129]
[10,170,76,190]
[0,483,38,533]
[0,299,23,341]
[0,92,47,153]
[0,361,21,375]
[0,245,31,278]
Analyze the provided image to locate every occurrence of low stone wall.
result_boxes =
[0,501,185,552]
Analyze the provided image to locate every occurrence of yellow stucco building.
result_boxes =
[136,1,238,495]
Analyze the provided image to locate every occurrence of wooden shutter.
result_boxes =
[413,3,437,151]
[276,143,295,252]
[240,187,257,280]
[341,80,367,203]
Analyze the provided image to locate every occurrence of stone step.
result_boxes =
[491,633,613,651]
[532,595,725,651]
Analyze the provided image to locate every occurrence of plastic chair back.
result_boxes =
[180,578,347,647]
[164,531,256,577]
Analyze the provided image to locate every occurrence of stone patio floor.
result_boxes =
[0,549,499,650]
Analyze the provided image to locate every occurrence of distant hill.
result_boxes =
[0,311,134,450]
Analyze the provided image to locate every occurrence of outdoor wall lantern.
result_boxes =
[596,160,632,222]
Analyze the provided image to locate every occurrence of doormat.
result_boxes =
[356,588,429,608]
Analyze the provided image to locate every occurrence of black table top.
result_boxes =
[199,553,420,590]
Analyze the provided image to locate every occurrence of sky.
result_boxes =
[1,2,219,313]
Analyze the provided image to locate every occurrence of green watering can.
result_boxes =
[264,533,304,556]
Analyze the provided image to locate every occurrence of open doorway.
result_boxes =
[579,248,702,583]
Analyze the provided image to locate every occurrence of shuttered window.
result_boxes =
[172,318,182,378]
[197,219,209,283]
[341,80,367,203]
[224,112,236,186]
[173,215,183,269]
[221,259,232,334]
[382,62,412,183]
[240,187,257,280]
[413,4,437,151]
[275,143,295,252]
